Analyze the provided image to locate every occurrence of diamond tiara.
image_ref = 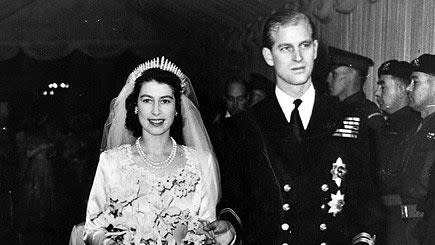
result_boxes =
[128,56,187,92]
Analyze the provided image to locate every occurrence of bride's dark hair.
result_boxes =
[125,68,183,142]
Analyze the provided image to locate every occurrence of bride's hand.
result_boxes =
[203,220,236,245]
[196,220,216,244]
[102,238,117,245]
[84,231,117,245]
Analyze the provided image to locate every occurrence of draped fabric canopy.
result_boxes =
[0,0,196,61]
[6,0,419,113]
[318,0,435,100]
[0,0,374,61]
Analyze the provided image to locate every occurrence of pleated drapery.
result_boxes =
[1,0,434,101]
[233,0,435,101]
[318,0,435,100]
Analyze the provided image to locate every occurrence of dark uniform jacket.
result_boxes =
[400,112,435,243]
[342,91,385,186]
[342,91,384,130]
[377,106,421,194]
[218,90,383,245]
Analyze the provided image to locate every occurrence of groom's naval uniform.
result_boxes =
[218,82,383,245]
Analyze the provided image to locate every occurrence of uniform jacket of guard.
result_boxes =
[218,88,383,245]
[377,106,421,194]
[400,112,435,243]
[342,91,385,139]
[342,91,385,183]
[342,91,382,125]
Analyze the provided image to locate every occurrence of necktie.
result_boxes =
[290,99,305,143]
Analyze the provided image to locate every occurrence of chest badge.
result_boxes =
[330,157,347,187]
[328,190,345,216]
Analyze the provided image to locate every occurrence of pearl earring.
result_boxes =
[134,107,138,114]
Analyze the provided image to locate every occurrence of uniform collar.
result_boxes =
[422,111,435,126]
[275,83,315,129]
[387,106,419,123]
[343,91,366,105]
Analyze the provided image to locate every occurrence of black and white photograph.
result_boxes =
[1,1,435,244]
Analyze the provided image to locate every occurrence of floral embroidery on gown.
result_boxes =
[84,144,218,245]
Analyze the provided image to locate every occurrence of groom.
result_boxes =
[206,10,383,245]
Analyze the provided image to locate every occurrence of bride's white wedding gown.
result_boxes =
[69,144,218,245]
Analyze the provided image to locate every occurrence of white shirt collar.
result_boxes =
[225,110,231,118]
[275,83,315,129]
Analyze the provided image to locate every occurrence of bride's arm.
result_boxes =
[83,152,112,245]
[198,151,237,245]
[198,151,219,221]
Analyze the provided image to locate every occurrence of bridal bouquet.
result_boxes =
[89,168,206,245]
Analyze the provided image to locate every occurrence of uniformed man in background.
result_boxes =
[327,47,385,187]
[400,54,435,245]
[374,60,421,245]
[327,47,385,129]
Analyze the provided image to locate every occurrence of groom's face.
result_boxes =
[262,20,318,87]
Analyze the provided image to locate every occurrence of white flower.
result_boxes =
[97,168,206,244]
[328,190,345,217]
[152,180,165,193]
[110,187,127,201]
[163,177,175,189]
[173,224,188,244]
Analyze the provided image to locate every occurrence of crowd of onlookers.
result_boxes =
[0,101,101,245]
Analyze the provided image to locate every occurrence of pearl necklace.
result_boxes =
[135,137,177,169]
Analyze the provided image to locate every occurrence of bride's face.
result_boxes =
[136,80,176,137]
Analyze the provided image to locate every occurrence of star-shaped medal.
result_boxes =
[330,157,347,187]
[328,190,345,217]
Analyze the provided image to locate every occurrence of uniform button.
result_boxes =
[321,204,326,209]
[321,184,329,192]
[282,203,290,211]
[281,223,289,231]
[283,184,291,192]
[320,223,327,231]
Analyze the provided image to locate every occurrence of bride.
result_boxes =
[83,57,220,245]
